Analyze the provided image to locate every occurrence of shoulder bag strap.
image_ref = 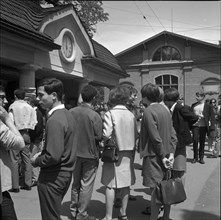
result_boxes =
[109,110,118,148]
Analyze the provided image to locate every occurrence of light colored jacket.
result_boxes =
[9,100,37,130]
[0,120,25,192]
[103,105,138,151]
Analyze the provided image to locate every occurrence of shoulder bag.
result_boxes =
[101,111,119,163]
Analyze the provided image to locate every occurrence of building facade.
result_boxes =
[0,0,127,106]
[116,31,221,106]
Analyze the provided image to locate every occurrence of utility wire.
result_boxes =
[97,22,219,32]
[145,1,166,30]
[104,4,215,29]
[133,1,155,33]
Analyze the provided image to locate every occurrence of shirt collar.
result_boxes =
[113,105,127,110]
[150,102,158,105]
[48,104,65,116]
[170,102,177,113]
[80,102,93,109]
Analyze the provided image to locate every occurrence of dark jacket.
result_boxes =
[69,103,103,159]
[172,103,198,146]
[191,102,216,131]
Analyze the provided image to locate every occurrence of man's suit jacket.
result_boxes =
[191,101,216,131]
[172,103,198,146]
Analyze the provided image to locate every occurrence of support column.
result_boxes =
[19,64,40,100]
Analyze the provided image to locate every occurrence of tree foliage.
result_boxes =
[41,0,109,37]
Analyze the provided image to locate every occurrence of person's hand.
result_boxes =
[162,157,172,169]
[31,152,41,167]
[168,153,174,167]
[0,106,9,124]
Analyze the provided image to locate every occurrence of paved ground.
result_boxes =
[11,144,220,220]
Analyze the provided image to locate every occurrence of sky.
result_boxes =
[93,1,221,55]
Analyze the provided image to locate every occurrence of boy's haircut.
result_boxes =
[14,88,25,100]
[81,85,97,103]
[141,83,160,102]
[37,78,64,101]
[108,86,130,106]
[164,88,180,102]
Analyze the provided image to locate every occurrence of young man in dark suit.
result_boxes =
[164,88,198,182]
[191,90,215,164]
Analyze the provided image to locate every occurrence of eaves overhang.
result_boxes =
[82,56,129,78]
[1,19,60,50]
[128,60,194,69]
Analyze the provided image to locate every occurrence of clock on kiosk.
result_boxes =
[59,28,76,63]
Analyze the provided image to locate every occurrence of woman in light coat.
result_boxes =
[101,86,138,220]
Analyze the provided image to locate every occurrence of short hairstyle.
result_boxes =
[141,83,160,102]
[81,85,97,102]
[164,88,180,102]
[37,78,64,101]
[196,90,205,97]
[108,86,130,106]
[14,88,25,100]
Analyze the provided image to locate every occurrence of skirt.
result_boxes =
[101,150,136,189]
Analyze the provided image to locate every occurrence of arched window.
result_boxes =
[120,81,134,87]
[152,46,181,61]
[155,75,178,91]
[201,78,220,95]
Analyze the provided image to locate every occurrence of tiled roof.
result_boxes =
[0,0,124,74]
[91,40,124,72]
[0,0,67,44]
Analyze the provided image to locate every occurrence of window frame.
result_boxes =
[155,74,178,91]
[152,46,181,61]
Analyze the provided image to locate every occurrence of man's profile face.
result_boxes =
[196,94,204,102]
[0,91,8,107]
[37,86,54,110]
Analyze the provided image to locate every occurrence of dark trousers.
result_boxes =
[192,126,208,160]
[0,191,17,220]
[37,171,72,220]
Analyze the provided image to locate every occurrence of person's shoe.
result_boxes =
[76,214,96,220]
[192,158,198,163]
[141,206,163,215]
[20,185,31,191]
[9,188,20,193]
[199,159,205,164]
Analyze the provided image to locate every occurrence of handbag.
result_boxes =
[155,169,187,205]
[101,112,119,163]
[101,138,118,163]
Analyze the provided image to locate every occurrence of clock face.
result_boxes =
[61,34,73,58]
[58,29,76,63]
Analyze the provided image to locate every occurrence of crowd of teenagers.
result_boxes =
[0,77,220,220]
